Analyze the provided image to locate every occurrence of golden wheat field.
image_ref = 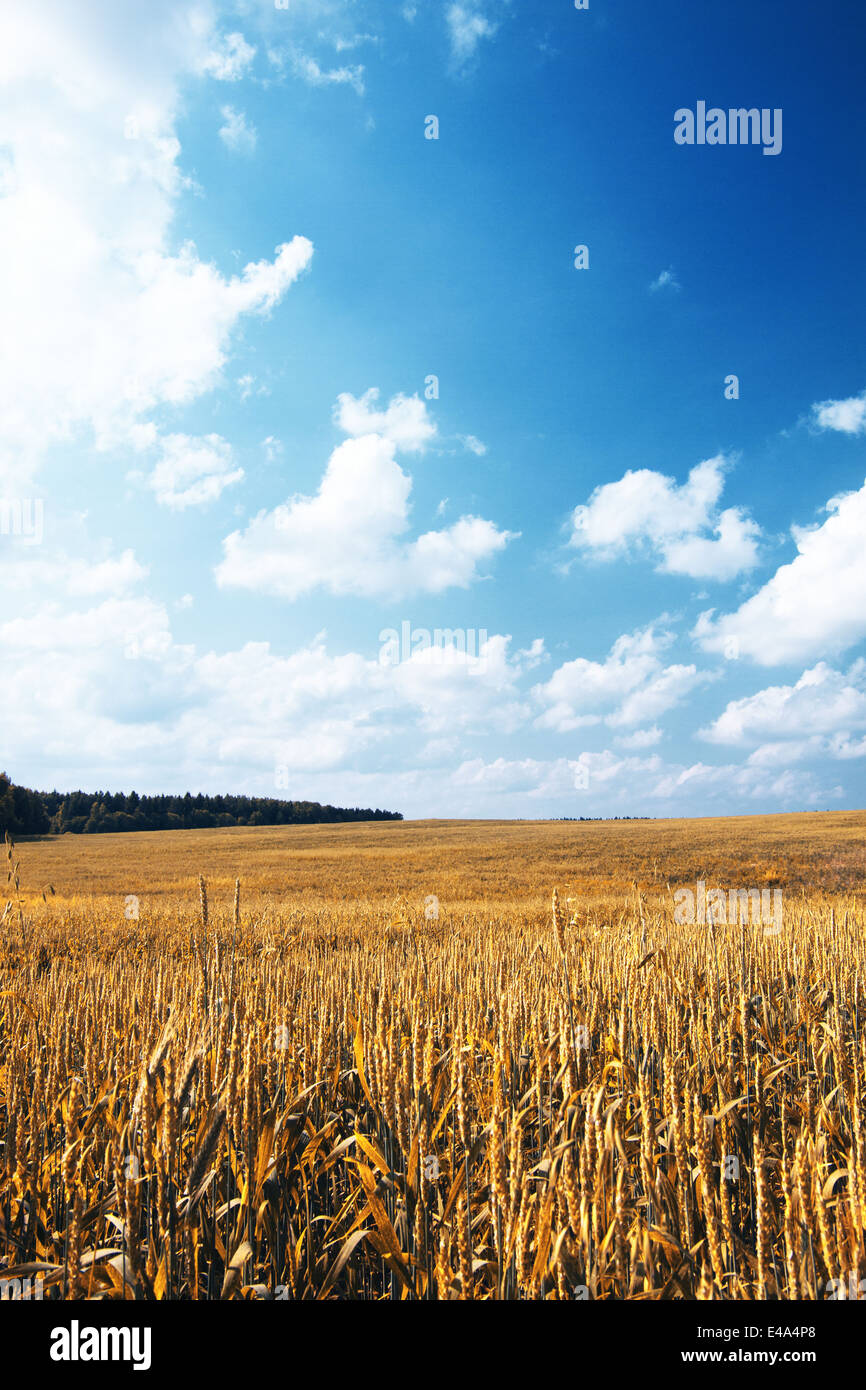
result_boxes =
[2,812,865,1302]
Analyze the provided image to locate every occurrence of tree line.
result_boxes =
[0,773,402,837]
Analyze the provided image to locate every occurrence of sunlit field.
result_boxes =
[2,812,865,1300]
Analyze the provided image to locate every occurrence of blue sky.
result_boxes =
[1,0,865,818]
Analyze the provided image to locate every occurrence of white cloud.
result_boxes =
[0,1,311,488]
[1,595,173,660]
[451,751,664,802]
[447,5,497,66]
[453,756,569,794]
[147,433,244,509]
[649,267,681,293]
[615,726,663,749]
[291,52,365,95]
[183,628,538,767]
[456,746,817,813]
[649,759,831,807]
[745,739,824,768]
[828,734,866,759]
[744,733,866,766]
[0,543,538,795]
[612,663,706,727]
[0,537,850,816]
[569,456,760,580]
[200,32,256,82]
[219,105,257,154]
[700,662,866,744]
[661,508,762,580]
[334,34,379,53]
[515,638,546,671]
[386,634,531,735]
[334,388,436,450]
[0,547,147,597]
[694,479,866,665]
[532,625,707,731]
[460,434,488,456]
[810,390,866,436]
[215,391,514,599]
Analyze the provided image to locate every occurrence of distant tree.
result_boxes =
[0,772,50,836]
[0,774,401,836]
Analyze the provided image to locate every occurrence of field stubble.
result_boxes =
[1,813,865,1301]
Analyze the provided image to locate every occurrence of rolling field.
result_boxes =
[1,812,865,1301]
[10,809,866,906]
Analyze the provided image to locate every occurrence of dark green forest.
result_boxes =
[0,773,402,837]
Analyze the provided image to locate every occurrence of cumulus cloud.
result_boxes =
[568,456,760,580]
[0,533,538,794]
[451,750,668,804]
[532,625,708,732]
[305,747,834,817]
[694,480,866,665]
[453,756,574,795]
[215,391,515,599]
[515,637,546,671]
[700,662,866,745]
[649,759,833,808]
[0,532,851,816]
[810,390,866,436]
[741,736,866,768]
[147,433,244,509]
[0,547,147,597]
[0,1,310,487]
[385,634,534,735]
[615,726,663,749]
[333,388,436,451]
